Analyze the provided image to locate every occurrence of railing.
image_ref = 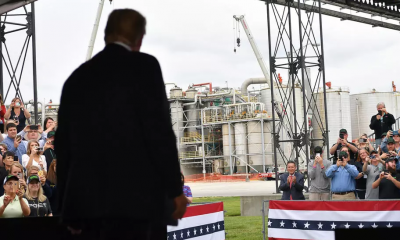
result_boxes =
[203,112,270,124]
[367,117,400,149]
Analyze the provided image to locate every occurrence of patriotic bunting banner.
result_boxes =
[167,202,225,240]
[268,200,400,240]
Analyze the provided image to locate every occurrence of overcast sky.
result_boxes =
[2,0,399,104]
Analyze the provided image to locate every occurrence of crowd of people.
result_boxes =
[280,102,400,200]
[0,97,57,218]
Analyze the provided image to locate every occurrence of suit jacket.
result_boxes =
[279,172,305,200]
[55,44,183,223]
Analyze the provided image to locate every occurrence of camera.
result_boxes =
[36,147,44,152]
[359,138,367,143]
[378,110,383,116]
[339,133,344,139]
[30,125,38,131]
[370,155,376,159]
[338,151,348,161]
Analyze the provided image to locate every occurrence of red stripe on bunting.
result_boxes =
[269,200,400,211]
[183,202,224,218]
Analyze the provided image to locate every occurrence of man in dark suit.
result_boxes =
[279,161,305,200]
[55,9,188,239]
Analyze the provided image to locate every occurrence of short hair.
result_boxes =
[27,165,40,177]
[377,102,385,107]
[6,123,17,131]
[104,9,146,45]
[340,145,349,151]
[314,146,323,154]
[3,151,15,160]
[287,160,296,167]
[10,162,24,174]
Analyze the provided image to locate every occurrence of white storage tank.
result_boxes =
[260,83,305,130]
[170,101,184,143]
[222,124,235,174]
[247,121,273,172]
[184,104,199,132]
[234,123,247,173]
[170,86,183,98]
[186,87,197,99]
[350,92,400,140]
[312,87,352,147]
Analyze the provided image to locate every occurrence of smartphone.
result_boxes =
[316,153,321,158]
[17,173,23,179]
[11,181,18,193]
[378,110,383,116]
[30,125,38,130]
[13,156,18,162]
[38,170,44,177]
[36,147,44,152]
[15,135,21,142]
[339,133,344,139]
[359,138,366,143]
[370,155,376,159]
[383,170,389,175]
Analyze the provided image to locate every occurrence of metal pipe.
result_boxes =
[261,117,266,173]
[228,122,233,175]
[319,0,330,159]
[192,82,212,93]
[241,78,268,95]
[265,0,280,194]
[182,93,206,106]
[31,2,38,124]
[86,0,105,61]
[200,109,206,180]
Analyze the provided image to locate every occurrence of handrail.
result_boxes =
[367,117,400,150]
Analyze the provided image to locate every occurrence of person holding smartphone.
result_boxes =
[370,102,395,149]
[326,151,359,200]
[380,130,400,154]
[372,157,400,199]
[329,129,358,162]
[1,123,22,162]
[21,140,47,172]
[9,162,27,191]
[4,97,31,133]
[308,146,332,200]
[363,150,384,199]
[0,151,16,196]
[358,134,374,151]
[0,175,30,218]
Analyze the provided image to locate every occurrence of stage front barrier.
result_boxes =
[167,202,225,240]
[263,200,400,240]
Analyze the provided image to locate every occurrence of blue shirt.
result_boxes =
[2,136,22,162]
[326,164,359,192]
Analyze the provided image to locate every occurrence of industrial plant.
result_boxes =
[169,81,400,176]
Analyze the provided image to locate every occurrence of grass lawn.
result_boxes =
[192,197,264,240]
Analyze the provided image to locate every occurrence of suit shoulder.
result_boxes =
[131,52,160,65]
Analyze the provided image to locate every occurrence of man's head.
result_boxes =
[339,129,348,140]
[385,157,397,173]
[340,146,349,155]
[393,130,400,143]
[387,137,396,151]
[314,146,323,155]
[104,9,146,51]
[287,160,296,174]
[25,130,39,141]
[377,102,385,112]
[6,123,17,138]
[370,150,379,165]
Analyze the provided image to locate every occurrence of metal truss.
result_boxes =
[263,0,330,193]
[0,3,38,123]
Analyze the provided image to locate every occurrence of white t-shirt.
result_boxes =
[21,154,47,171]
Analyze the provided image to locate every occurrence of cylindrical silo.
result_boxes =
[247,121,273,172]
[185,104,199,132]
[234,123,248,173]
[260,84,304,130]
[350,92,398,140]
[313,88,352,147]
[222,124,234,174]
[170,86,183,98]
[170,101,184,142]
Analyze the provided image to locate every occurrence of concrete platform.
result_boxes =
[186,180,279,197]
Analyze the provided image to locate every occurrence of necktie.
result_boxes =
[289,175,293,200]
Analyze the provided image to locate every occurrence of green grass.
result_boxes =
[192,197,264,240]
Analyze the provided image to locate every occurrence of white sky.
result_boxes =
[2,0,399,104]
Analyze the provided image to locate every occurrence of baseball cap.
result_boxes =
[27,175,40,184]
[339,151,348,159]
[47,131,56,139]
[339,129,347,134]
[387,138,395,144]
[382,132,387,137]
[314,146,323,154]
[3,175,18,185]
[393,130,399,136]
[370,150,378,155]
